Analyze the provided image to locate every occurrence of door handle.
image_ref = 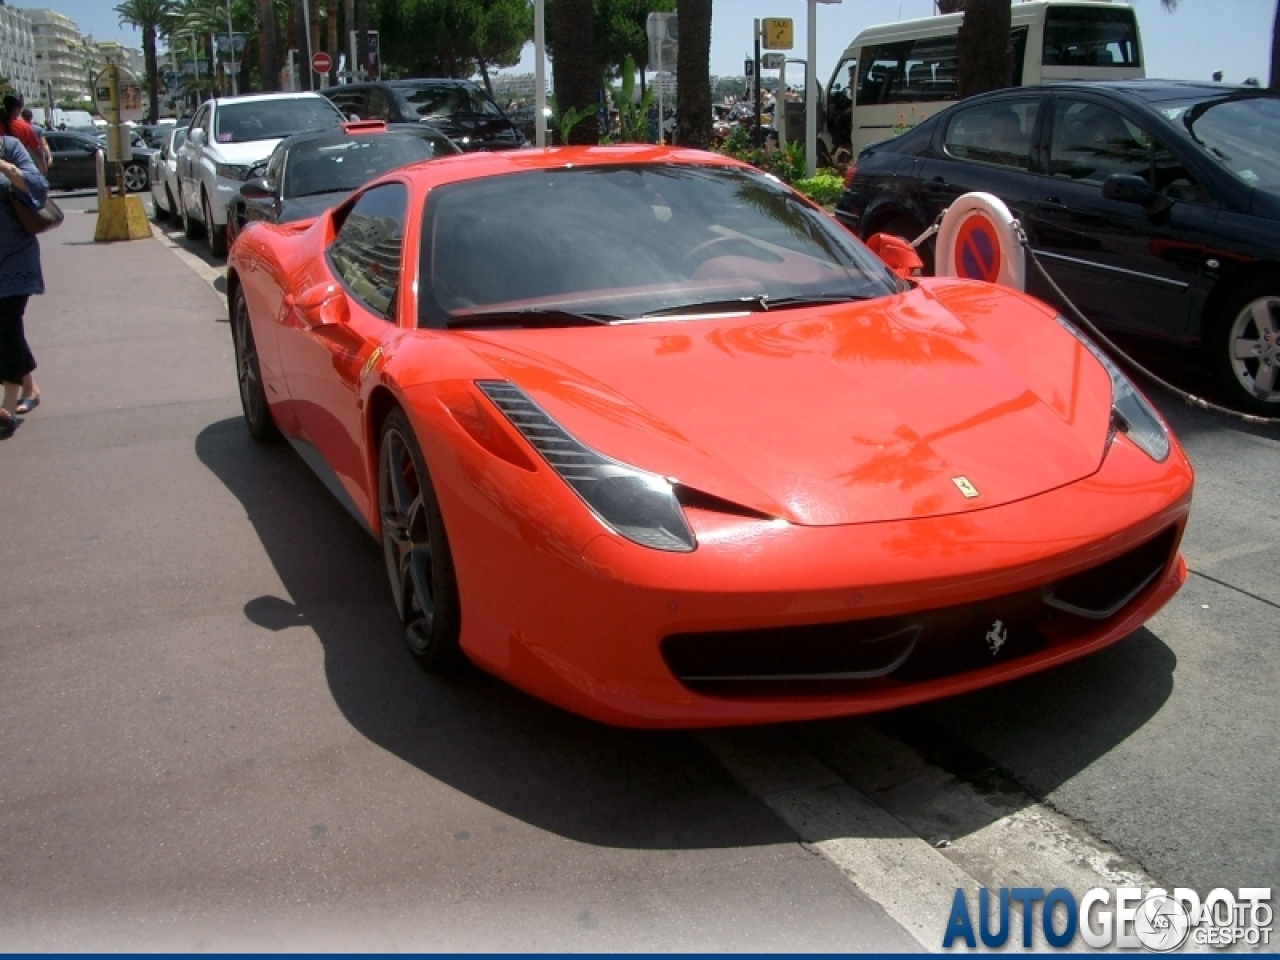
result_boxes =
[1036,198,1067,212]
[925,177,948,191]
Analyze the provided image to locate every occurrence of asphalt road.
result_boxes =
[0,193,1275,950]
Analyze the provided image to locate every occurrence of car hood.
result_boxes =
[454,282,1114,526]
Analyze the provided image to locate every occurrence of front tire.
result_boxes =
[377,409,462,671]
[1209,276,1280,415]
[230,285,279,441]
[204,193,228,258]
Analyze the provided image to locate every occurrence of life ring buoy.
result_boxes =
[935,192,1026,292]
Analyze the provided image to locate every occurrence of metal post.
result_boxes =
[777,58,787,152]
[534,0,547,147]
[753,19,762,146]
[656,42,664,146]
[301,0,314,91]
[226,0,237,95]
[805,0,818,176]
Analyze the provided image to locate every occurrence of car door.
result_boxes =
[1020,95,1216,338]
[918,95,1045,234]
[178,104,211,216]
[45,133,99,190]
[276,181,410,518]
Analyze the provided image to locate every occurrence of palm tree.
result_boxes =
[116,0,177,122]
[674,0,710,146]
[551,0,598,142]
[1272,1,1280,89]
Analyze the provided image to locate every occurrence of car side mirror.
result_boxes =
[240,177,273,200]
[1102,174,1173,216]
[865,232,924,279]
[187,128,206,147]
[283,282,349,328]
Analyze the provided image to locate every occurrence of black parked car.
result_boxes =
[322,79,526,151]
[227,121,459,244]
[44,130,154,192]
[835,81,1280,414]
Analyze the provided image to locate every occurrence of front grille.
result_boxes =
[661,526,1178,695]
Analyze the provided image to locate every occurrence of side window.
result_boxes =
[1152,140,1211,204]
[897,35,958,103]
[1010,27,1029,85]
[265,145,285,187]
[367,88,392,120]
[943,99,1040,170]
[327,183,407,321]
[328,89,364,119]
[1049,99,1150,184]
[856,41,909,106]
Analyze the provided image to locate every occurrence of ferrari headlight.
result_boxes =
[1058,317,1169,462]
[477,381,696,552]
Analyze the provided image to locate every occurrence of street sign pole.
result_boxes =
[806,0,817,175]
[534,0,546,147]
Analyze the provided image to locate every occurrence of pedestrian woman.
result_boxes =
[0,120,48,436]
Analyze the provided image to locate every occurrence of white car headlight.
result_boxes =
[1058,316,1170,462]
[477,381,696,552]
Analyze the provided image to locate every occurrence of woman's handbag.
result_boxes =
[4,137,62,235]
[11,191,63,235]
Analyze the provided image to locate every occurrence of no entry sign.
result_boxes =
[312,51,332,74]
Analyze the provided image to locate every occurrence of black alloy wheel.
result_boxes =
[230,286,279,441]
[377,409,462,671]
[204,192,228,258]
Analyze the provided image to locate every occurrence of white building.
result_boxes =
[0,6,40,102]
[23,8,91,105]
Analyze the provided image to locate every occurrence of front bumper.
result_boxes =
[424,399,1194,728]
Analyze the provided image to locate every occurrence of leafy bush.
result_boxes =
[792,172,845,206]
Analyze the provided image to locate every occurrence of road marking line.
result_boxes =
[700,724,1160,953]
[147,200,226,293]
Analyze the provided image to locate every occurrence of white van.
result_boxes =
[825,1,1145,155]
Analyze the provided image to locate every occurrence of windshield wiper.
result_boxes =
[290,186,355,198]
[448,308,623,329]
[641,293,872,318]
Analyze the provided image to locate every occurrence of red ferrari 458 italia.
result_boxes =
[227,145,1193,728]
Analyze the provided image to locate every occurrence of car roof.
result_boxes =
[207,92,334,108]
[977,79,1269,104]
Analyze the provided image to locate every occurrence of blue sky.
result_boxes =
[21,0,1273,86]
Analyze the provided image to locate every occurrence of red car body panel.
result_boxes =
[227,145,1194,728]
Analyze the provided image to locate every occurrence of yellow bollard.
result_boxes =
[94,194,152,241]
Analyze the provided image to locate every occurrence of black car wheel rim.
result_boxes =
[1228,295,1280,403]
[232,292,263,420]
[379,429,435,652]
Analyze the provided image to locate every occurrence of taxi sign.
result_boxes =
[762,17,793,50]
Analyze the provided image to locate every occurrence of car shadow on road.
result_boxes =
[195,416,797,851]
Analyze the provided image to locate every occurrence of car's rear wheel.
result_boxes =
[181,189,201,240]
[123,162,148,193]
[204,193,228,258]
[230,285,279,441]
[378,409,462,671]
[869,215,933,275]
[1210,276,1280,415]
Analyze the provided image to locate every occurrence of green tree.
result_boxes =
[551,0,598,141]
[475,0,534,96]
[116,0,177,121]
[674,0,710,146]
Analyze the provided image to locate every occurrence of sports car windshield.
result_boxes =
[285,134,447,198]
[420,164,901,328]
[1159,95,1280,191]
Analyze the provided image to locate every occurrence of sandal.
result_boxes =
[15,395,39,414]
[0,411,15,436]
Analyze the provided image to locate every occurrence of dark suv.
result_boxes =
[322,79,526,152]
